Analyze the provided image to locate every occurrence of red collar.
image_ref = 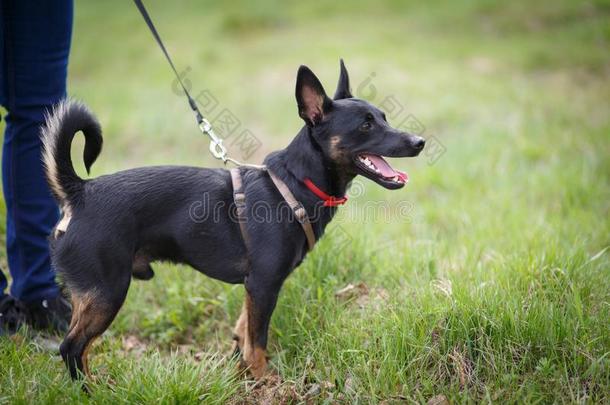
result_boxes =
[303,178,348,207]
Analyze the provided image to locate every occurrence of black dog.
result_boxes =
[42,61,424,381]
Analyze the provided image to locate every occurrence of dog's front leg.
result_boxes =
[235,273,282,379]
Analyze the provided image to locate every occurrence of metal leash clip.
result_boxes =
[198,118,227,161]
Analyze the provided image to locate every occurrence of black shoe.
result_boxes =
[0,295,27,336]
[23,295,72,334]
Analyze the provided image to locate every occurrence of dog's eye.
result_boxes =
[360,113,375,131]
[360,121,372,131]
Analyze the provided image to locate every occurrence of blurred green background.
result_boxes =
[1,0,609,403]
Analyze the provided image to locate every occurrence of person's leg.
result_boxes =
[1,0,73,304]
[0,0,7,299]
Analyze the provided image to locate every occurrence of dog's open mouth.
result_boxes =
[354,153,408,190]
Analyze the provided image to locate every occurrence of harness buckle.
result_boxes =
[292,203,308,225]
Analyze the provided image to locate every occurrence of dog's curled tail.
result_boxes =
[41,99,103,205]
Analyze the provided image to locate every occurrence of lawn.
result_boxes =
[1,0,609,403]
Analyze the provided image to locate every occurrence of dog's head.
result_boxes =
[296,60,425,190]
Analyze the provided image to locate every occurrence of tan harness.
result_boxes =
[230,168,316,251]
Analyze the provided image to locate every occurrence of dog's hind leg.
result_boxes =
[60,274,130,386]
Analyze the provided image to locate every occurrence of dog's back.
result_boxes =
[41,101,246,288]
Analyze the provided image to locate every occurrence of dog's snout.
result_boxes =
[412,136,425,150]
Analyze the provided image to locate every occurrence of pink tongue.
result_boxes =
[365,154,399,178]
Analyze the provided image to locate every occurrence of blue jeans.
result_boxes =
[0,0,73,301]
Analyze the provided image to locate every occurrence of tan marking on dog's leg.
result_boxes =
[241,294,268,379]
[68,295,80,332]
[81,335,101,379]
[244,347,268,379]
[64,290,111,380]
[66,291,97,337]
[232,301,248,354]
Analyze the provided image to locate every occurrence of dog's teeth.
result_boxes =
[360,156,379,172]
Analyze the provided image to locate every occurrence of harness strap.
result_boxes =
[230,168,249,248]
[267,170,316,251]
[230,168,316,252]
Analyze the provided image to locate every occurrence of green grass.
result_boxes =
[1,0,609,403]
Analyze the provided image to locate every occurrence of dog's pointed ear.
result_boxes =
[296,65,332,127]
[333,59,353,100]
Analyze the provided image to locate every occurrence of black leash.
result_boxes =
[132,0,201,124]
[132,0,231,162]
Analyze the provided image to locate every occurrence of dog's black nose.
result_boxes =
[413,137,426,150]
